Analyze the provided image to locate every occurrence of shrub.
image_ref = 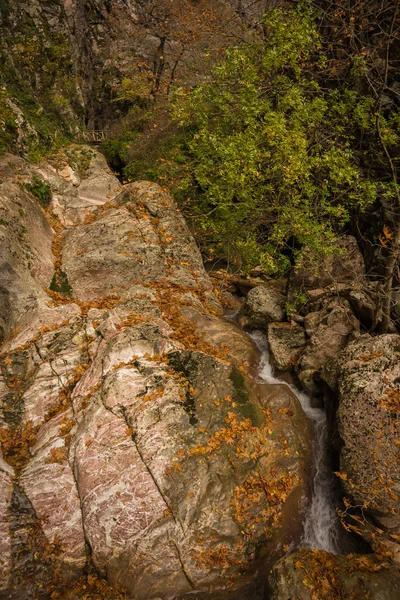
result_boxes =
[170,5,379,273]
[26,175,52,206]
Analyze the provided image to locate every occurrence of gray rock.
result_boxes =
[296,298,360,396]
[323,334,400,564]
[348,283,379,326]
[269,549,400,600]
[267,323,306,372]
[239,285,286,329]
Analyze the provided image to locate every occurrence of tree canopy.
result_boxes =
[169,4,395,273]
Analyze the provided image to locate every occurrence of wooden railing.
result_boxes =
[76,130,107,144]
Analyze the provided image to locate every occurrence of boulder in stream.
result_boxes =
[239,285,286,329]
[296,297,360,396]
[269,549,400,600]
[267,322,307,372]
[323,334,400,565]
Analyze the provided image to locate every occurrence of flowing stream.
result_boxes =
[249,330,340,554]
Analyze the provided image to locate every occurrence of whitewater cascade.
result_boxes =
[250,331,340,554]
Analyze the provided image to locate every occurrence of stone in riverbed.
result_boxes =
[267,322,306,372]
[269,549,400,600]
[296,297,360,396]
[322,334,400,565]
[239,285,286,330]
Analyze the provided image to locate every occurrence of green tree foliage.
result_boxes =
[171,5,381,273]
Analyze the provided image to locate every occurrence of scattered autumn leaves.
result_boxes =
[292,548,390,600]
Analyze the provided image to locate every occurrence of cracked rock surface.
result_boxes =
[322,334,400,567]
[0,147,310,599]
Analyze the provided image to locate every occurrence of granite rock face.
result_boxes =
[0,148,311,599]
[269,549,400,600]
[239,285,286,330]
[323,334,400,565]
[267,323,306,372]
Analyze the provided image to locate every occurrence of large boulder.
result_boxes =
[267,323,306,372]
[322,334,400,564]
[239,285,286,330]
[296,298,360,396]
[0,150,311,599]
[269,549,400,600]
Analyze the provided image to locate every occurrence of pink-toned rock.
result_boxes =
[0,457,14,594]
[20,413,87,575]
[0,150,311,599]
[38,146,122,227]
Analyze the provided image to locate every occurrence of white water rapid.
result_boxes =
[250,330,340,554]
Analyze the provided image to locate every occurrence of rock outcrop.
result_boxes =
[239,285,286,330]
[296,297,360,395]
[0,148,311,599]
[267,323,306,372]
[269,549,400,600]
[261,237,365,389]
[233,237,367,389]
[323,334,400,565]
[288,235,366,293]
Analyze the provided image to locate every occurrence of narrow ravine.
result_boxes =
[249,330,340,554]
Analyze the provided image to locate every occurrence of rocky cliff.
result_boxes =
[0,0,261,156]
[0,146,310,599]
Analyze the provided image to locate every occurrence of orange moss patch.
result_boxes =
[116,313,149,330]
[153,285,230,361]
[141,386,165,403]
[79,382,102,411]
[43,210,64,234]
[82,202,118,225]
[112,357,140,371]
[358,351,384,362]
[191,541,248,572]
[59,417,75,438]
[52,233,63,270]
[49,573,129,599]
[270,322,302,329]
[292,548,389,600]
